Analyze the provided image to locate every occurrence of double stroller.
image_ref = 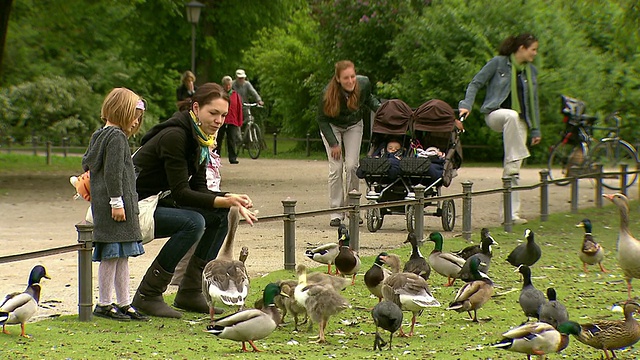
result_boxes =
[357,99,463,232]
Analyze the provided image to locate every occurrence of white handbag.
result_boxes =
[84,191,170,245]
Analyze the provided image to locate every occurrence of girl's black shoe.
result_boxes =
[117,304,150,321]
[93,304,131,321]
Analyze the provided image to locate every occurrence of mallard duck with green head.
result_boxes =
[446,257,493,322]
[604,193,640,299]
[205,283,284,352]
[426,232,465,286]
[458,231,498,282]
[570,300,640,360]
[492,321,581,359]
[576,218,607,273]
[0,265,50,338]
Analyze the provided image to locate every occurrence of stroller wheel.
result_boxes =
[366,205,384,232]
[441,199,455,231]
[405,205,415,233]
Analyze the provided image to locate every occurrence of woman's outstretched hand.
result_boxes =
[224,193,257,225]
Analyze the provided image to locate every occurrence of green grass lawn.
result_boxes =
[2,201,640,359]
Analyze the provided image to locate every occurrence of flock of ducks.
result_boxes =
[3,193,640,358]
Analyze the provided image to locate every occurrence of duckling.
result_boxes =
[576,219,607,273]
[334,225,361,285]
[371,300,403,351]
[202,207,250,324]
[458,232,498,282]
[305,242,339,275]
[294,265,349,343]
[365,252,392,303]
[0,265,50,338]
[518,265,545,322]
[426,232,466,286]
[382,272,440,337]
[279,281,307,331]
[205,283,283,352]
[507,229,541,268]
[447,257,494,322]
[539,288,569,329]
[453,228,494,260]
[492,321,581,359]
[570,300,640,360]
[604,193,640,300]
[307,271,350,291]
[403,232,431,280]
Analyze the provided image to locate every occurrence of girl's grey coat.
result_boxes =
[82,126,141,243]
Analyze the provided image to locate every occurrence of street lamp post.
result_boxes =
[186,1,205,73]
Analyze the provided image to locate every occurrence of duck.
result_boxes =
[576,219,607,273]
[507,229,542,268]
[453,228,494,260]
[205,283,283,352]
[539,288,569,329]
[202,207,250,324]
[402,232,431,280]
[305,242,339,275]
[426,232,466,286]
[279,280,307,331]
[518,265,545,322]
[294,264,349,343]
[446,257,494,322]
[382,272,440,337]
[371,300,403,351]
[333,224,361,285]
[364,252,392,303]
[492,321,581,359]
[0,265,50,338]
[458,231,498,282]
[569,300,640,360]
[604,193,640,299]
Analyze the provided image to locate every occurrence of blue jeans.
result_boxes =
[153,205,229,272]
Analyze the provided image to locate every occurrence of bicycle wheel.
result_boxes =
[589,139,639,190]
[245,123,262,159]
[547,141,587,186]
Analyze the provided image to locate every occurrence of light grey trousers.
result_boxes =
[321,120,364,221]
[485,109,530,219]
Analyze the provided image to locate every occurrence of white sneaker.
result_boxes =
[512,217,528,225]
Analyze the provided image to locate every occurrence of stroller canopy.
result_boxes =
[372,99,412,135]
[413,99,456,132]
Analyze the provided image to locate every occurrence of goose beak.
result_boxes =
[603,194,614,200]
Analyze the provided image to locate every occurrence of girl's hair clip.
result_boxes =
[136,99,146,110]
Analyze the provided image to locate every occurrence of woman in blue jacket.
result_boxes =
[458,33,541,225]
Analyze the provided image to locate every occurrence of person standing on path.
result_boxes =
[458,33,541,225]
[317,60,380,227]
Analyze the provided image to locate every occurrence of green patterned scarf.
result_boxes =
[510,54,538,131]
[189,110,215,165]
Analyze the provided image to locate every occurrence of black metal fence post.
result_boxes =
[76,221,94,321]
[620,164,629,196]
[347,190,361,252]
[273,132,277,156]
[413,185,425,242]
[461,181,473,241]
[570,175,579,213]
[502,177,513,233]
[595,164,604,208]
[539,170,549,221]
[282,198,297,271]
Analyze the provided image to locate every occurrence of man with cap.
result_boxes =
[232,69,263,106]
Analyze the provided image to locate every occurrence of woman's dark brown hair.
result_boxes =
[498,33,538,56]
[177,82,230,111]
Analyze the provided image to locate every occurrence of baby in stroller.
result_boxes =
[357,137,405,180]
[414,145,445,180]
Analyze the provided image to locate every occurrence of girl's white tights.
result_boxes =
[97,257,130,307]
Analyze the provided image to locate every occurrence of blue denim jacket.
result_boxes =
[459,56,541,138]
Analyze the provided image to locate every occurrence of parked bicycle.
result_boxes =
[238,102,263,159]
[547,95,639,190]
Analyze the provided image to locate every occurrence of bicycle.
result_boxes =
[547,95,639,190]
[238,103,263,159]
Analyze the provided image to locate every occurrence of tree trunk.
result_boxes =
[0,0,13,84]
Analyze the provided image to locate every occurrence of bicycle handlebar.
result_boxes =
[243,103,263,108]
